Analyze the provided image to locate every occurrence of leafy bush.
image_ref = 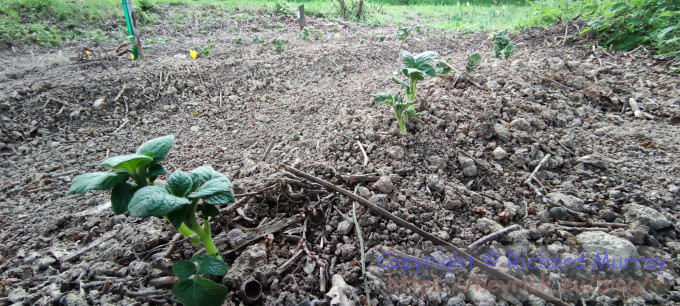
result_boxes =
[138,0,155,12]
[68,135,233,305]
[523,0,680,72]
[299,27,310,40]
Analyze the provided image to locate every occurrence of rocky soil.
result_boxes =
[1,7,679,306]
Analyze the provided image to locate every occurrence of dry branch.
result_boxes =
[468,225,521,252]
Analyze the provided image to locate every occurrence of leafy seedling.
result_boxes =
[373,93,416,134]
[235,37,243,44]
[465,53,481,73]
[68,135,234,306]
[491,29,514,59]
[200,46,212,57]
[375,35,386,42]
[172,254,229,306]
[300,27,310,40]
[394,50,439,104]
[398,27,411,41]
[272,37,285,53]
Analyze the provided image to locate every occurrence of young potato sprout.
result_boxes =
[491,29,514,59]
[374,51,447,134]
[68,135,232,306]
[373,93,416,134]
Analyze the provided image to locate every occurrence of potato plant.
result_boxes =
[491,29,514,59]
[374,50,447,134]
[68,135,232,306]
[466,53,482,73]
[373,93,416,134]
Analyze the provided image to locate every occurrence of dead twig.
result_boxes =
[557,221,628,228]
[342,174,380,184]
[524,154,585,221]
[282,165,569,306]
[555,226,609,232]
[356,141,369,167]
[457,148,490,171]
[469,225,521,251]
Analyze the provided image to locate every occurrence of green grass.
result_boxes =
[0,0,528,47]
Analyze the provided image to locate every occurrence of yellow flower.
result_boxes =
[335,33,340,37]
[85,50,90,55]
[189,50,197,59]
[489,33,495,38]
[496,10,500,14]
[131,54,135,60]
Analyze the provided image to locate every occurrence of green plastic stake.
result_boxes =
[122,0,138,60]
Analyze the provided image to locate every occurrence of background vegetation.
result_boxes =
[1,0,678,72]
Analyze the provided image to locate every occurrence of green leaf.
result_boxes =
[191,254,229,276]
[68,172,129,194]
[172,260,196,281]
[172,276,229,306]
[148,163,167,178]
[199,204,221,217]
[189,166,225,186]
[136,135,175,163]
[391,76,410,90]
[110,182,138,214]
[202,191,235,205]
[402,68,424,80]
[413,51,437,66]
[373,93,395,104]
[166,170,194,197]
[188,177,233,199]
[420,64,436,77]
[401,50,415,67]
[128,186,191,217]
[470,53,481,62]
[100,154,154,173]
[166,205,191,229]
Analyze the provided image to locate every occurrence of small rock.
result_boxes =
[8,288,27,303]
[337,220,354,235]
[458,155,477,177]
[623,203,670,230]
[494,124,512,141]
[599,209,620,222]
[477,218,503,234]
[386,222,398,232]
[593,128,607,136]
[190,126,199,132]
[426,174,444,193]
[492,147,507,160]
[549,207,569,220]
[510,118,531,131]
[337,108,349,121]
[223,243,267,286]
[37,256,56,269]
[224,228,246,248]
[576,232,638,266]
[216,119,226,130]
[468,286,496,305]
[92,97,106,109]
[609,189,625,199]
[387,146,405,160]
[577,154,611,169]
[427,155,447,170]
[546,192,584,211]
[69,110,80,119]
[372,176,394,194]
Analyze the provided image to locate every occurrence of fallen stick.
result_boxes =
[523,155,585,221]
[468,225,521,252]
[524,154,551,186]
[555,226,609,232]
[282,165,569,306]
[342,174,380,184]
[356,141,369,167]
[557,221,628,228]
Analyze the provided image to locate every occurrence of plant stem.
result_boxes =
[163,216,201,244]
[395,109,407,134]
[186,203,220,257]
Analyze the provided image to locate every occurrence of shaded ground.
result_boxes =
[1,9,680,306]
